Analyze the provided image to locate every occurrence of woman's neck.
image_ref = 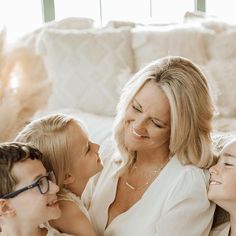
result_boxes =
[136,148,170,166]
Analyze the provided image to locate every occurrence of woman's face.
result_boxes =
[208,140,236,208]
[124,80,171,155]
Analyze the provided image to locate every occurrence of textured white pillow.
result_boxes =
[132,25,210,70]
[37,28,133,116]
[200,59,236,117]
[207,30,236,59]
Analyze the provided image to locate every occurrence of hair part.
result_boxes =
[0,142,42,197]
[114,56,215,171]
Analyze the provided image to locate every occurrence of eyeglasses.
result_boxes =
[1,171,56,199]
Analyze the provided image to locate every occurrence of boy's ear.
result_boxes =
[0,199,15,217]
[63,173,75,185]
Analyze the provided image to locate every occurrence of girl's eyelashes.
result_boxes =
[224,162,234,166]
[86,143,91,154]
[132,105,141,112]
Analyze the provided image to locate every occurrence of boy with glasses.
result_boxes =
[0,142,70,236]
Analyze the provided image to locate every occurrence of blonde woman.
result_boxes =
[82,56,215,236]
[209,139,236,236]
[15,114,103,236]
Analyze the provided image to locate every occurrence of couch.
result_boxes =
[1,13,236,148]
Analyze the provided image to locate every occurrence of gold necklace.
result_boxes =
[125,158,170,191]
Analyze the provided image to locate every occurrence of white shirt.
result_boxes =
[210,222,230,236]
[82,156,215,236]
[40,222,72,236]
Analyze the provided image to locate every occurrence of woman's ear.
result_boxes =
[0,199,15,217]
[63,173,75,185]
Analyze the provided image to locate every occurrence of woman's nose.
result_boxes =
[133,117,146,132]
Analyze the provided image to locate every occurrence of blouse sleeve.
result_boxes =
[155,167,215,236]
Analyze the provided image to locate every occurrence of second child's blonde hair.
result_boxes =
[15,113,83,189]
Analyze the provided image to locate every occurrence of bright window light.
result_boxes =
[0,0,42,42]
[151,0,194,23]
[206,0,236,23]
[102,0,150,24]
[54,0,100,23]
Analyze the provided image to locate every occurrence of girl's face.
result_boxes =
[124,80,171,156]
[208,140,236,209]
[68,123,103,193]
[10,158,61,225]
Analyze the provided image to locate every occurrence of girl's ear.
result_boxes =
[63,173,75,185]
[0,199,15,217]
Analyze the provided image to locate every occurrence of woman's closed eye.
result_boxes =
[151,119,163,128]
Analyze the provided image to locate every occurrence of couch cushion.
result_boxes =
[200,59,236,117]
[207,29,236,60]
[132,25,210,71]
[37,28,134,116]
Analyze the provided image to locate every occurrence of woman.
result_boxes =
[209,139,236,236]
[82,56,215,236]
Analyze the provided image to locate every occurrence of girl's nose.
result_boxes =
[209,163,219,175]
[92,142,100,152]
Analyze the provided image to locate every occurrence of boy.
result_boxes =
[0,142,70,236]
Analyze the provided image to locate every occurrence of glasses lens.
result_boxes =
[38,176,49,194]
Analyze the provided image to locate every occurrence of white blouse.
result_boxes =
[210,222,230,236]
[40,222,72,236]
[82,156,215,236]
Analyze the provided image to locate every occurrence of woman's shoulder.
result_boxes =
[170,156,210,190]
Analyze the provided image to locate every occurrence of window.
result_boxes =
[102,0,150,24]
[151,0,194,23]
[0,0,42,42]
[206,0,236,23]
[54,0,100,22]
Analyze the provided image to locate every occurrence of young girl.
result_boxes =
[15,114,103,236]
[208,138,236,236]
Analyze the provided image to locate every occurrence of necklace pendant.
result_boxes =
[125,181,136,190]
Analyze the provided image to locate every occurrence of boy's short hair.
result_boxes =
[0,142,42,197]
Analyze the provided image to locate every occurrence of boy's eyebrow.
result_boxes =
[33,173,44,181]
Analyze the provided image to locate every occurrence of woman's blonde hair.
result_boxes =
[15,113,83,189]
[114,56,215,170]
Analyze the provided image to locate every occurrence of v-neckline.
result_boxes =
[103,157,175,232]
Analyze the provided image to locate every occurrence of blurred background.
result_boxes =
[0,0,235,42]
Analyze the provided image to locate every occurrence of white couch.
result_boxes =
[2,14,236,146]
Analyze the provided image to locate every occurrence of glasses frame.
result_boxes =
[1,171,55,199]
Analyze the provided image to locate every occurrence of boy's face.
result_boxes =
[208,140,236,209]
[8,158,61,224]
